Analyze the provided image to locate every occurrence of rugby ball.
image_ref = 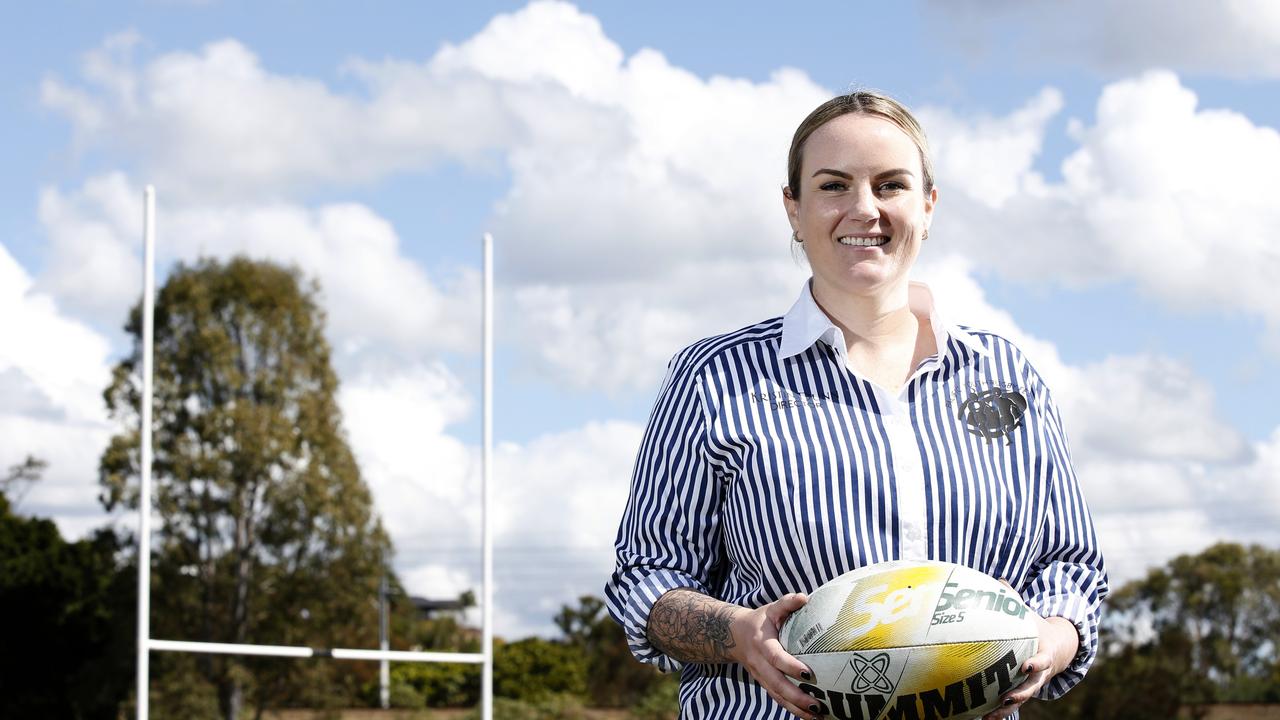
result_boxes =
[780,560,1038,720]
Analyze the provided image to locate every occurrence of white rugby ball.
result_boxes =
[779,560,1039,720]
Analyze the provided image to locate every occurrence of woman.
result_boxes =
[604,91,1108,720]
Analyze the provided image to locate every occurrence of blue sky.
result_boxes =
[4,1,1280,638]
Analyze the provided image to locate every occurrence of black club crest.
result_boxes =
[849,652,895,694]
[959,388,1028,445]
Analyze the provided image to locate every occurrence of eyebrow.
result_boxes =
[811,167,917,179]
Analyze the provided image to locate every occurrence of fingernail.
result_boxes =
[809,703,820,712]
[1024,662,1034,672]
[1003,698,1015,706]
[801,670,812,681]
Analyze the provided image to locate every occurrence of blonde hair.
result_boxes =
[786,91,934,198]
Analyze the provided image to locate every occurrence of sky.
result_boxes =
[4,0,1280,642]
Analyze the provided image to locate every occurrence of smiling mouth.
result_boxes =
[837,235,889,247]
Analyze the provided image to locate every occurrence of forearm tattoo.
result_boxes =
[647,588,740,663]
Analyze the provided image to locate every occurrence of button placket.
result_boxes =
[880,388,928,561]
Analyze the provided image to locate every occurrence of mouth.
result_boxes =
[837,235,889,248]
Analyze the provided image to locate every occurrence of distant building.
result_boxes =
[408,596,468,619]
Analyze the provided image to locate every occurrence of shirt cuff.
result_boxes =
[1025,590,1097,700]
[620,567,710,674]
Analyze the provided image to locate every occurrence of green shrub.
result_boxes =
[148,654,221,720]
[495,638,588,703]
[630,676,679,720]
[389,676,426,709]
[387,637,588,709]
[391,661,480,706]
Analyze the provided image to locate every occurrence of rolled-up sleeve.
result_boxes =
[604,351,723,673]
[1023,382,1109,700]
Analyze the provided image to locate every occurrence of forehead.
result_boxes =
[802,113,921,175]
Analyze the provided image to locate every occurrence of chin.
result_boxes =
[841,269,901,292]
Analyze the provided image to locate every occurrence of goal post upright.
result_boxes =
[136,185,156,720]
[134,188,498,719]
[481,231,495,720]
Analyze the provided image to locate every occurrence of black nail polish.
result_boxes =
[801,670,812,681]
[1003,698,1015,706]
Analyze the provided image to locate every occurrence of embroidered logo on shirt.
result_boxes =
[958,387,1027,444]
[751,390,829,409]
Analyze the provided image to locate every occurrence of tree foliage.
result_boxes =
[1,454,47,509]
[495,637,589,702]
[555,594,673,708]
[1025,542,1280,720]
[0,483,135,720]
[98,256,391,720]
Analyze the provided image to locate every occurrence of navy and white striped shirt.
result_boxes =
[605,281,1108,719]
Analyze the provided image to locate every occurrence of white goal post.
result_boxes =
[135,187,496,720]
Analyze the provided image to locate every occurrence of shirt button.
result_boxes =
[905,525,922,541]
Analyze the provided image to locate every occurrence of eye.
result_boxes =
[878,181,907,193]
[819,180,848,192]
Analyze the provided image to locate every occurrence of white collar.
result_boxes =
[778,280,989,361]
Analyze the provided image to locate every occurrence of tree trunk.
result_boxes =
[220,678,244,720]
[226,477,254,720]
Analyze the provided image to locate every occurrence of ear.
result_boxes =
[922,185,938,231]
[782,185,800,232]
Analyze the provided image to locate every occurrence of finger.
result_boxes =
[762,635,812,681]
[982,699,1019,720]
[766,592,809,624]
[754,661,824,719]
[1000,654,1052,706]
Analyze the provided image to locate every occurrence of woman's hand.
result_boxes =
[646,589,818,718]
[727,592,823,719]
[983,614,1080,719]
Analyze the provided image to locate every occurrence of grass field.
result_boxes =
[265,709,634,719]
[264,704,1280,720]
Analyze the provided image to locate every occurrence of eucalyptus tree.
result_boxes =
[101,257,391,720]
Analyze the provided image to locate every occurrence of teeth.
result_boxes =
[838,236,889,247]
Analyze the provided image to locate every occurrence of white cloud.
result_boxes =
[925,0,1280,78]
[1086,426,1280,581]
[340,359,643,637]
[339,363,479,599]
[0,243,112,427]
[41,5,618,202]
[37,8,1280,361]
[36,173,480,359]
[0,242,115,537]
[35,172,141,326]
[167,200,482,359]
[491,420,643,637]
[23,1,1280,637]
[919,88,1064,208]
[429,0,624,99]
[933,71,1280,345]
[58,8,822,278]
[510,258,809,393]
[1067,354,1251,463]
[44,37,425,200]
[40,1,833,393]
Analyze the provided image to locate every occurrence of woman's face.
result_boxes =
[784,113,937,301]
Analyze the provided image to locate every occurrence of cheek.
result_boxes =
[801,202,843,226]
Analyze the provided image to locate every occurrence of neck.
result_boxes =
[811,278,917,352]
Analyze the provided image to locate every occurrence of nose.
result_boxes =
[845,184,878,222]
